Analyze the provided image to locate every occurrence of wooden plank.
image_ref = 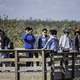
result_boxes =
[0,58,15,62]
[50,53,54,80]
[15,50,20,80]
[42,50,47,80]
[19,58,42,62]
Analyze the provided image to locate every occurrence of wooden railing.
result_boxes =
[0,49,80,80]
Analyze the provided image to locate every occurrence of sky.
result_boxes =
[0,0,80,21]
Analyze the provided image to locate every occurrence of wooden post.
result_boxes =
[50,53,54,80]
[60,53,65,80]
[15,50,20,80]
[42,50,47,80]
[71,52,75,79]
[33,54,36,66]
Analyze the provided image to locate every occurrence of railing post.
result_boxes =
[50,52,54,80]
[15,50,20,80]
[42,50,47,80]
[60,53,65,80]
[72,52,75,79]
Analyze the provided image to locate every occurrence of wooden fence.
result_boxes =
[0,49,80,80]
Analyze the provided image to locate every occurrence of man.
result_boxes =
[38,28,49,49]
[44,29,59,52]
[73,28,80,52]
[23,27,36,66]
[37,28,49,66]
[59,28,72,52]
[0,29,13,68]
[23,27,35,49]
[59,28,72,72]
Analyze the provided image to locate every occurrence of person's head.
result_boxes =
[42,28,48,36]
[25,27,33,34]
[74,29,80,36]
[30,27,33,34]
[63,28,70,36]
[49,29,57,36]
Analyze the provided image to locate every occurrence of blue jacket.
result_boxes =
[44,36,59,52]
[38,35,49,49]
[23,34,35,49]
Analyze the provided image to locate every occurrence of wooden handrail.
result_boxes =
[0,49,80,80]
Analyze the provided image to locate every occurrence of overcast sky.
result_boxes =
[0,0,80,21]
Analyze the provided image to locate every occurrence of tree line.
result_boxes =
[0,16,80,48]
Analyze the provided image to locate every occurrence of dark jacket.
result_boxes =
[38,35,49,49]
[74,35,80,51]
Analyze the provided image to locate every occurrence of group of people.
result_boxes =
[0,27,80,67]
[23,26,80,66]
[23,27,80,52]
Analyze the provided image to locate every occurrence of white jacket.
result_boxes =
[59,34,72,50]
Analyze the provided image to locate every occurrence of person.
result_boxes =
[23,27,35,49]
[0,29,13,68]
[43,29,59,52]
[59,28,72,52]
[37,28,49,66]
[23,27,36,66]
[73,28,80,52]
[0,29,5,50]
[59,28,72,72]
[43,29,59,66]
[38,28,49,49]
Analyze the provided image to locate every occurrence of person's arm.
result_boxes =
[58,36,63,52]
[33,35,37,49]
[33,35,36,43]
[43,38,51,49]
[59,36,63,48]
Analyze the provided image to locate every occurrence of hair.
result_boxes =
[25,27,33,31]
[49,29,57,35]
[75,31,80,35]
[30,27,33,31]
[42,28,47,32]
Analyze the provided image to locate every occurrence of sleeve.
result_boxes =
[38,37,41,49]
[32,35,36,43]
[4,36,10,49]
[43,38,51,49]
[23,35,27,42]
[59,36,63,48]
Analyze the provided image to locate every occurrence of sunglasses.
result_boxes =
[43,31,47,33]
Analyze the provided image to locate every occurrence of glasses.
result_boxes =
[43,31,47,33]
